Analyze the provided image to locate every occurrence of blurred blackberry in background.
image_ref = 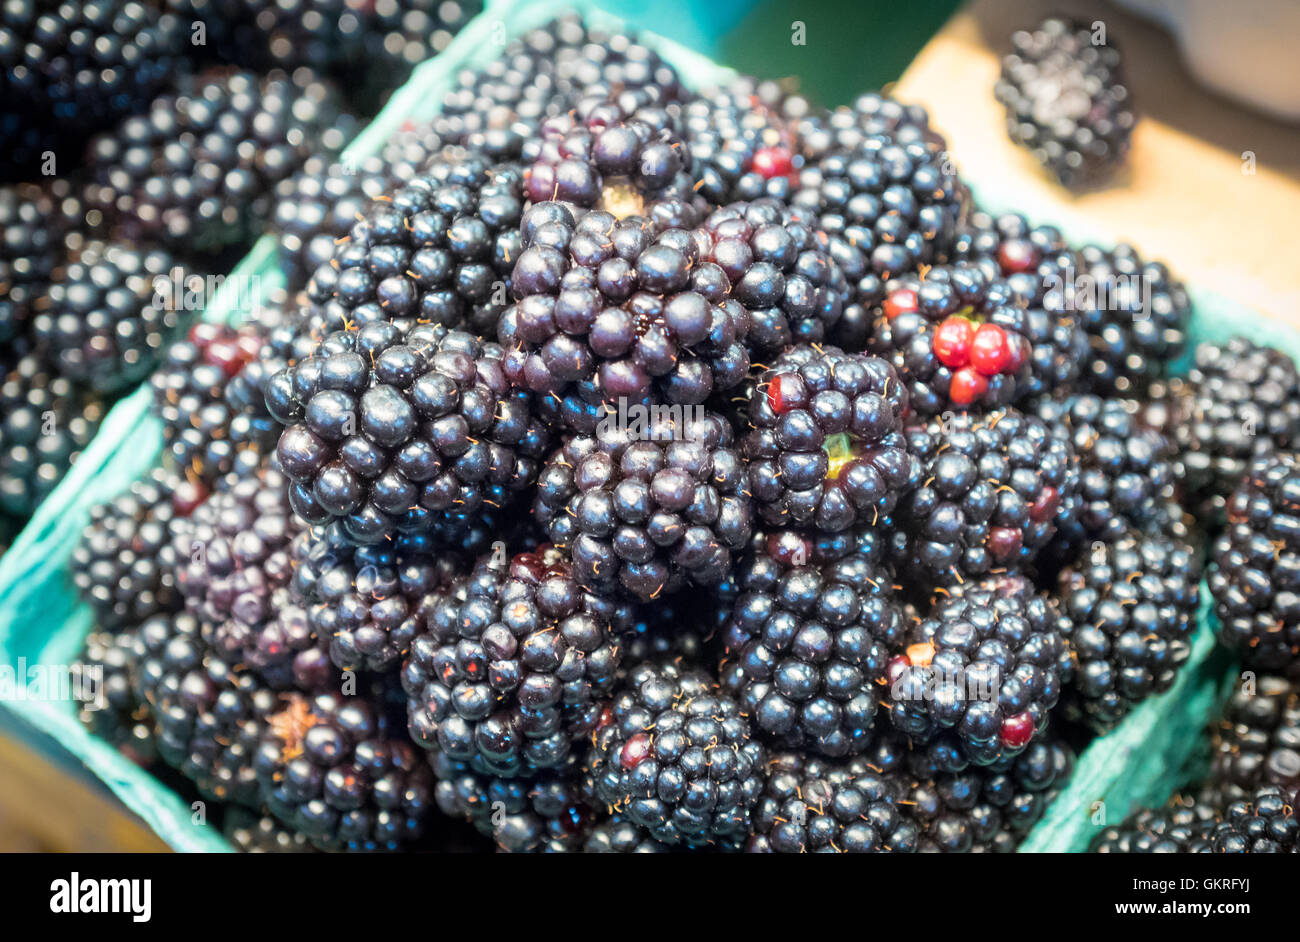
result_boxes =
[32,241,185,394]
[534,407,751,602]
[587,658,764,847]
[223,807,315,853]
[1205,676,1300,807]
[892,408,1079,582]
[1090,793,1217,852]
[75,627,157,767]
[71,468,203,628]
[888,579,1068,765]
[86,68,352,255]
[266,320,549,545]
[0,183,61,343]
[995,17,1135,187]
[744,345,917,533]
[0,355,106,518]
[1076,243,1190,396]
[378,121,446,183]
[255,692,435,852]
[1206,785,1300,852]
[306,149,524,339]
[0,0,189,178]
[1056,531,1200,731]
[719,540,905,757]
[1209,453,1300,671]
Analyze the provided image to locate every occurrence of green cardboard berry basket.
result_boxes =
[0,0,1287,852]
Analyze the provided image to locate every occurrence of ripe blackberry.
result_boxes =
[0,183,61,342]
[222,808,314,853]
[1076,243,1191,395]
[402,547,621,778]
[1206,785,1300,852]
[0,0,189,177]
[888,579,1068,765]
[272,154,388,291]
[868,263,1082,415]
[743,344,918,533]
[75,628,157,767]
[306,149,524,339]
[587,659,764,847]
[892,407,1079,581]
[584,816,671,853]
[1090,794,1217,853]
[0,355,105,518]
[533,407,752,602]
[1205,676,1300,806]
[718,543,905,756]
[1035,394,1176,543]
[266,319,549,545]
[1056,531,1200,731]
[291,523,460,674]
[86,68,351,254]
[71,468,205,628]
[747,751,917,853]
[995,17,1135,187]
[1177,338,1300,511]
[31,241,184,394]
[1209,453,1300,671]
[255,692,435,852]
[796,92,943,163]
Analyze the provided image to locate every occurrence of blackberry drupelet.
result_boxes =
[255,692,436,852]
[1076,243,1190,395]
[0,355,105,518]
[892,407,1079,582]
[1209,453,1300,671]
[747,751,918,853]
[86,68,351,254]
[71,467,203,628]
[533,407,752,602]
[266,320,549,545]
[743,344,918,533]
[1205,676,1300,806]
[888,579,1068,765]
[1056,530,1200,731]
[305,149,524,339]
[75,628,157,767]
[718,542,905,756]
[995,17,1135,187]
[587,658,764,847]
[1090,794,1217,853]
[1206,785,1300,853]
[402,547,622,778]
[32,241,185,394]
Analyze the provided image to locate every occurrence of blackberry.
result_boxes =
[743,344,918,533]
[1090,794,1217,853]
[584,816,672,853]
[892,407,1079,582]
[350,1,478,111]
[1177,338,1300,511]
[86,68,351,254]
[0,0,189,177]
[747,751,917,853]
[868,263,1082,415]
[31,241,185,394]
[1206,785,1300,852]
[291,524,461,674]
[1206,676,1300,806]
[533,407,752,602]
[266,319,549,545]
[1035,394,1176,543]
[378,120,446,184]
[75,628,157,767]
[150,322,274,484]
[499,201,752,410]
[1209,453,1300,671]
[0,355,105,518]
[796,92,943,163]
[71,468,204,628]
[995,17,1135,187]
[587,659,764,847]
[1076,243,1191,395]
[0,183,60,342]
[1056,531,1200,731]
[222,807,314,853]
[254,692,435,852]
[272,154,388,291]
[888,578,1068,765]
[718,543,905,756]
[402,547,622,778]
[305,149,524,339]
